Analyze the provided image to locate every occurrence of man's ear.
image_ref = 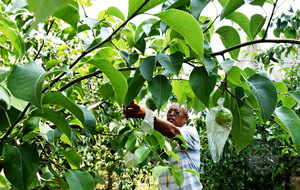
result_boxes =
[185,115,189,122]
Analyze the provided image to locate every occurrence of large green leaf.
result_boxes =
[26,0,72,29]
[31,107,71,141]
[59,149,82,169]
[0,14,17,29]
[53,2,80,30]
[275,106,300,151]
[190,66,217,108]
[65,170,95,190]
[227,66,250,91]
[0,26,25,59]
[139,56,156,84]
[3,141,39,190]
[290,91,300,104]
[40,124,63,145]
[203,54,216,76]
[158,51,183,76]
[219,59,235,74]
[7,62,69,111]
[226,12,252,40]
[135,146,151,165]
[231,105,256,154]
[156,9,204,62]
[98,83,114,100]
[248,0,266,6]
[172,166,184,188]
[123,68,146,107]
[42,92,96,139]
[125,130,142,152]
[0,69,10,83]
[119,49,139,67]
[216,26,241,60]
[191,0,211,20]
[105,6,125,21]
[148,75,172,111]
[128,0,168,18]
[88,59,128,107]
[152,130,166,151]
[112,127,133,150]
[245,74,277,123]
[250,14,266,39]
[172,81,186,106]
[153,165,168,181]
[220,0,245,19]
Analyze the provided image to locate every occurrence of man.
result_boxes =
[124,101,202,189]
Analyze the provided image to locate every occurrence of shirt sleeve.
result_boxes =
[178,125,200,150]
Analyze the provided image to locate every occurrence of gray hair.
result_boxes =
[180,104,189,116]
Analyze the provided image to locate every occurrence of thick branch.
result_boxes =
[208,39,300,57]
[43,0,150,93]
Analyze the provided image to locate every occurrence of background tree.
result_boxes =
[0,0,300,189]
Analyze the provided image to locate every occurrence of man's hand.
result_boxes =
[123,101,146,119]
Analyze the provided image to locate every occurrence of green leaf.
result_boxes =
[174,134,187,150]
[153,165,168,182]
[274,82,287,101]
[3,141,39,190]
[0,26,25,59]
[31,108,71,141]
[26,0,72,29]
[0,106,21,130]
[112,127,133,150]
[227,66,250,91]
[275,106,300,151]
[0,14,18,29]
[245,74,277,123]
[7,62,69,111]
[135,146,151,165]
[216,26,241,60]
[248,0,266,6]
[105,6,125,21]
[59,149,82,169]
[226,12,252,40]
[119,49,139,67]
[190,66,217,108]
[172,81,186,106]
[290,91,300,104]
[282,96,296,108]
[88,59,128,107]
[172,166,184,188]
[193,96,206,112]
[0,85,11,110]
[221,0,245,19]
[23,117,40,135]
[98,83,114,100]
[123,68,145,107]
[52,2,80,30]
[128,0,168,18]
[42,92,96,139]
[231,105,256,154]
[184,169,200,178]
[158,51,183,76]
[219,59,235,74]
[156,9,204,62]
[139,56,156,84]
[0,69,10,83]
[152,130,166,151]
[148,75,172,111]
[125,130,142,152]
[250,14,266,39]
[40,124,63,145]
[191,0,211,20]
[65,170,95,190]
[203,54,216,76]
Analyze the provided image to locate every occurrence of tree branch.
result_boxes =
[263,0,279,40]
[203,15,219,34]
[43,0,150,93]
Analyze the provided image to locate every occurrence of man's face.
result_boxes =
[167,103,189,127]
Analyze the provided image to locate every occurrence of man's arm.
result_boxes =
[123,102,180,138]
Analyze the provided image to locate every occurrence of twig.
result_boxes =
[263,0,279,40]
[87,99,106,111]
[35,137,62,172]
[203,15,219,34]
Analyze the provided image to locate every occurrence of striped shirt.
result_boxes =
[159,124,202,190]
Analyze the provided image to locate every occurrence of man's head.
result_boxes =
[167,102,189,127]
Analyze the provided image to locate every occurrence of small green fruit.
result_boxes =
[146,97,157,111]
[215,108,233,128]
[96,125,105,133]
